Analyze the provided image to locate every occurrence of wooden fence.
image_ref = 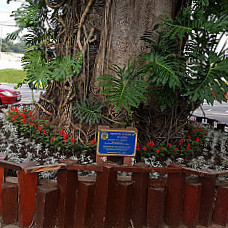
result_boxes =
[0,155,227,228]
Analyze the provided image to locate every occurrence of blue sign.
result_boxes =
[97,129,137,156]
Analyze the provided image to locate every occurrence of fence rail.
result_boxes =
[0,155,227,228]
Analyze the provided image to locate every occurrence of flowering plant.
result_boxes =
[137,120,207,161]
[7,105,97,157]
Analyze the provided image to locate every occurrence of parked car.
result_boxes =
[0,84,22,105]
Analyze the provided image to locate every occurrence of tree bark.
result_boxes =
[34,0,185,143]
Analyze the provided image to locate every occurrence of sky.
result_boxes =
[0,0,24,39]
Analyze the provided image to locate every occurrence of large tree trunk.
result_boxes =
[34,0,186,144]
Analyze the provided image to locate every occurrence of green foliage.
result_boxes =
[7,0,82,90]
[22,47,51,89]
[1,39,26,53]
[99,62,148,113]
[7,0,50,47]
[186,51,228,104]
[140,0,228,109]
[140,51,183,90]
[50,54,83,82]
[73,99,103,125]
[21,47,82,89]
[139,121,208,160]
[7,106,97,154]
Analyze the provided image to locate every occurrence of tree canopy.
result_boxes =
[1,38,26,53]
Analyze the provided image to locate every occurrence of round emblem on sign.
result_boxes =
[101,132,109,140]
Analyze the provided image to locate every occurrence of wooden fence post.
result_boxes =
[164,171,185,228]
[92,165,117,228]
[34,185,59,228]
[1,182,18,225]
[18,168,38,227]
[213,186,228,226]
[0,154,7,215]
[113,182,133,228]
[57,169,78,228]
[146,187,165,228]
[198,175,216,227]
[74,182,95,228]
[18,162,37,227]
[182,182,202,228]
[131,171,149,228]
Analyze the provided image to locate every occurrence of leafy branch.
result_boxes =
[99,62,148,113]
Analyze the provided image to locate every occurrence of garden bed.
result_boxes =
[0,105,227,179]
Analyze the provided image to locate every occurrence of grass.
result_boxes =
[0,69,26,84]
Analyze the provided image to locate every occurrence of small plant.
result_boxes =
[99,62,148,124]
[138,121,207,161]
[7,106,96,156]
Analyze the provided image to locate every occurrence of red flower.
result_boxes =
[142,146,147,151]
[188,135,191,139]
[63,134,67,139]
[179,139,183,144]
[15,107,19,114]
[42,129,47,135]
[71,138,75,143]
[60,129,65,135]
[46,121,50,124]
[199,128,203,132]
[32,123,36,128]
[136,142,140,151]
[11,115,17,121]
[147,141,155,147]
[50,136,55,142]
[37,126,42,132]
[161,147,164,150]
[155,149,160,154]
[28,111,32,116]
[31,116,35,121]
[196,137,200,143]
[186,143,190,150]
[8,109,11,114]
[91,139,96,145]
[28,122,32,125]
[167,143,172,147]
[20,113,26,119]
[63,139,67,145]
[22,119,26,124]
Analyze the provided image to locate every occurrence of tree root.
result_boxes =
[40,95,57,108]
[77,0,95,51]
[35,102,53,116]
